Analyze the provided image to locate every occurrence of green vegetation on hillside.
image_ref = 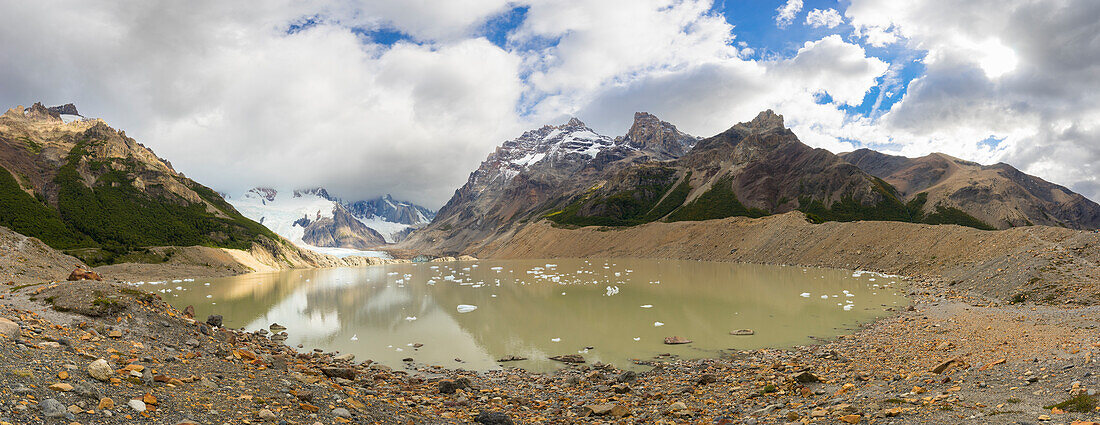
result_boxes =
[547,170,996,231]
[0,138,276,265]
[54,140,275,254]
[0,166,92,248]
[797,177,913,223]
[666,176,767,222]
[547,167,682,227]
[903,192,996,230]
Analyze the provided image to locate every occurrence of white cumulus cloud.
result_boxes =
[775,0,804,28]
[805,8,843,28]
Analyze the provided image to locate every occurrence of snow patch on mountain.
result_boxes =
[227,188,433,246]
[477,118,627,188]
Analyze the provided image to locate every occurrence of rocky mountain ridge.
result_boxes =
[840,149,1100,229]
[406,110,1100,255]
[405,113,686,253]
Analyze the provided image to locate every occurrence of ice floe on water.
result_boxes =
[640,304,653,308]
[456,304,478,313]
[551,337,561,342]
[654,321,664,327]
[633,337,641,341]
[404,316,417,321]
[604,286,620,296]
[350,334,358,341]
[820,295,829,299]
[800,292,811,298]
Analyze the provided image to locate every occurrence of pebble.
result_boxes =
[331,407,351,418]
[258,408,276,421]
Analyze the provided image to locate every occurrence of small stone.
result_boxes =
[258,408,276,421]
[884,407,903,417]
[730,329,755,336]
[98,397,115,410]
[107,330,123,338]
[611,383,631,393]
[663,336,692,344]
[269,323,287,333]
[331,407,352,418]
[128,399,146,413]
[334,353,355,362]
[839,414,862,423]
[182,305,195,319]
[474,411,514,425]
[668,402,688,412]
[49,383,74,392]
[810,409,827,418]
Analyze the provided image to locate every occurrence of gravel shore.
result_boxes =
[2,273,1098,424]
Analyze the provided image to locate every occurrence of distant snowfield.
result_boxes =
[226,188,413,252]
[303,245,391,259]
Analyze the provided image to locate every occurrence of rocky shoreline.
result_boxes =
[2,267,1099,424]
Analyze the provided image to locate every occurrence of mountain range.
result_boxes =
[2,100,1095,264]
[405,110,1100,254]
[226,188,434,251]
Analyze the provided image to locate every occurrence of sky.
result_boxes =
[1,0,1098,208]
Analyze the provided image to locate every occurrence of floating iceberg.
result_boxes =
[456,304,478,313]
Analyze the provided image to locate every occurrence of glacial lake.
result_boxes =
[154,259,907,372]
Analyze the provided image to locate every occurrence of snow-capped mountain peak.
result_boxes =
[228,188,436,248]
[473,118,628,187]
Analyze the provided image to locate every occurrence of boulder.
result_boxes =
[87,359,113,381]
[206,315,223,327]
[474,411,514,425]
[0,317,19,337]
[793,371,821,383]
[321,367,356,380]
[663,336,692,344]
[549,354,585,363]
[67,267,102,281]
[584,403,630,418]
